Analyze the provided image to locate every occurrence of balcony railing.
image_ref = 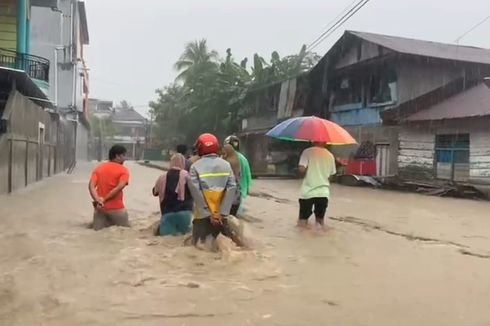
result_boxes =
[0,48,50,83]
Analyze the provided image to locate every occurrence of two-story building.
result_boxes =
[30,0,90,161]
[307,31,490,178]
[239,31,490,187]
[88,98,147,161]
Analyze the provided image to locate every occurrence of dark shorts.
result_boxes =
[192,217,234,245]
[93,209,129,231]
[298,197,329,221]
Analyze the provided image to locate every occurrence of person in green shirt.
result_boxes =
[223,135,252,217]
[297,142,336,230]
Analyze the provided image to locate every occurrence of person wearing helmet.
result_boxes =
[187,133,242,246]
[223,135,252,216]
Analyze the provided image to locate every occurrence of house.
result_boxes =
[239,30,490,181]
[0,0,78,194]
[30,0,90,161]
[111,107,147,160]
[89,98,113,118]
[88,98,147,161]
[238,74,310,175]
[306,30,490,177]
[390,81,490,191]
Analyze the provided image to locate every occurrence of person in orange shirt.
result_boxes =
[88,145,130,230]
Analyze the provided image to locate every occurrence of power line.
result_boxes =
[454,15,490,44]
[306,0,359,48]
[307,0,371,51]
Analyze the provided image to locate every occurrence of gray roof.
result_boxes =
[406,83,490,121]
[113,108,146,122]
[349,31,490,65]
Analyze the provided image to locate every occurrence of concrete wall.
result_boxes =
[76,122,89,161]
[0,89,76,195]
[398,119,490,185]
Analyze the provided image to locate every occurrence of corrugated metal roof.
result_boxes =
[349,31,490,65]
[113,108,146,122]
[406,83,490,121]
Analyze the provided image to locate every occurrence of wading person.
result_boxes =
[297,142,336,230]
[188,133,242,247]
[222,140,241,216]
[223,135,252,216]
[88,145,130,230]
[176,144,192,171]
[152,153,193,236]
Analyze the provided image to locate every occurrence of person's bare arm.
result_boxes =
[298,165,307,177]
[103,180,128,203]
[89,180,102,202]
[152,175,163,197]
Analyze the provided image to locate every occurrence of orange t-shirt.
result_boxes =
[90,162,130,211]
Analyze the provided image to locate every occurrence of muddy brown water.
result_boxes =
[1,162,490,326]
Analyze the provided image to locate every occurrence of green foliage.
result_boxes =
[150,39,320,146]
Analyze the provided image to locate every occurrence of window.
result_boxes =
[368,69,397,105]
[435,134,470,181]
[333,77,362,107]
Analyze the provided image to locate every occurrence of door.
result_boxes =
[376,144,390,177]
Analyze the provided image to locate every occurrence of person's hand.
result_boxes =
[93,197,105,209]
[210,213,223,226]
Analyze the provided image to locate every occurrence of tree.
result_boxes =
[149,40,321,147]
[116,100,133,111]
[174,39,219,82]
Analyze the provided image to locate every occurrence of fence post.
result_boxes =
[8,138,12,193]
[25,140,28,186]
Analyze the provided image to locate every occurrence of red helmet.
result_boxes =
[195,133,219,156]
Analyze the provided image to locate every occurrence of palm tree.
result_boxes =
[174,39,219,82]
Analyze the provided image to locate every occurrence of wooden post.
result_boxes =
[8,138,12,193]
[25,140,28,186]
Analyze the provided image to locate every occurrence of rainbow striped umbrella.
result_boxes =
[266,116,357,145]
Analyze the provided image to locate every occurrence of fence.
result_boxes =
[0,90,75,194]
[0,48,50,82]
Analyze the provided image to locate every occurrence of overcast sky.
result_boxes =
[84,0,490,116]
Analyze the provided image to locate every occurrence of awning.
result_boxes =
[0,66,54,109]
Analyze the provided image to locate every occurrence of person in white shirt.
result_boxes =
[297,142,337,229]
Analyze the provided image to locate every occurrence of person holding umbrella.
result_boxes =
[297,142,336,229]
[265,116,356,230]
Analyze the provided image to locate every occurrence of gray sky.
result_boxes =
[84,0,490,116]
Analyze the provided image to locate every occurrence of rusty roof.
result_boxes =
[349,31,490,65]
[406,83,490,121]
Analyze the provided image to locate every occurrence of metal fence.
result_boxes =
[0,48,50,82]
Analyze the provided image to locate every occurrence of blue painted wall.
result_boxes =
[331,107,382,126]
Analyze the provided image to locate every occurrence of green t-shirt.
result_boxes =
[298,147,336,199]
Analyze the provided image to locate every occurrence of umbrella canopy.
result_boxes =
[266,116,357,145]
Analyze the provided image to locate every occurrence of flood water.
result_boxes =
[1,162,490,326]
